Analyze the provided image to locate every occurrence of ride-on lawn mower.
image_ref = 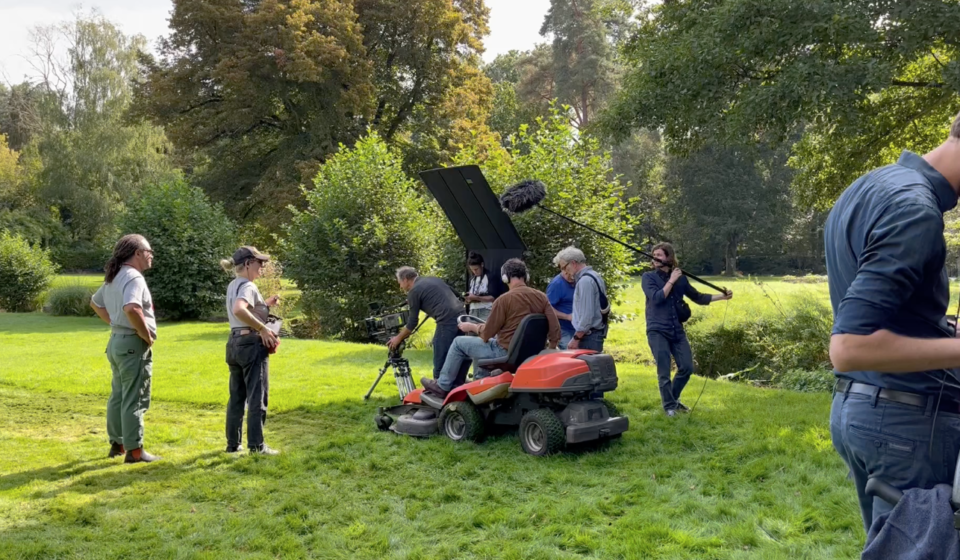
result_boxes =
[374,314,629,455]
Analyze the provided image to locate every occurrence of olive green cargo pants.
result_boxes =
[106,333,152,450]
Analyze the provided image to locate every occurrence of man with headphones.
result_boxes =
[421,258,561,398]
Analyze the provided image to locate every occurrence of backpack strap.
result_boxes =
[579,272,610,317]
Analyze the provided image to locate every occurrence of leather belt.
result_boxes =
[231,328,255,336]
[836,378,960,414]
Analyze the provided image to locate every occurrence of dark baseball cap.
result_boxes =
[232,246,271,265]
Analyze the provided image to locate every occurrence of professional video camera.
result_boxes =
[363,301,418,400]
[363,301,410,345]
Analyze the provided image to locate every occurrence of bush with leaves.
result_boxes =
[120,180,236,320]
[0,231,57,311]
[688,296,833,391]
[283,133,436,341]
[446,111,634,297]
[47,285,97,317]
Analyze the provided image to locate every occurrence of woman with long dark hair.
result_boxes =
[220,246,280,455]
[90,234,161,463]
[641,242,732,416]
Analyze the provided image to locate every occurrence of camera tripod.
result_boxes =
[363,345,417,400]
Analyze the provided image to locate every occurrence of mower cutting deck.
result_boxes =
[375,347,628,455]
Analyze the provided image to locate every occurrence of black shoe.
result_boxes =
[124,449,161,463]
[225,445,242,453]
[676,402,690,413]
[420,378,449,398]
[665,409,677,417]
[108,442,125,458]
[250,444,279,456]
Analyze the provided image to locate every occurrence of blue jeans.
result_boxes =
[647,329,694,411]
[580,329,605,352]
[830,387,960,531]
[559,330,575,350]
[438,337,507,391]
[432,322,461,380]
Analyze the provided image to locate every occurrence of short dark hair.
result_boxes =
[501,258,528,282]
[467,251,484,267]
[651,242,678,268]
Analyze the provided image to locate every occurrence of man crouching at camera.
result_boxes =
[421,259,561,398]
[388,266,464,380]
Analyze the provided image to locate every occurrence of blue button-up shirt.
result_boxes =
[642,270,712,334]
[826,150,959,395]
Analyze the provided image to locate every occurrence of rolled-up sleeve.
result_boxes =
[834,204,943,335]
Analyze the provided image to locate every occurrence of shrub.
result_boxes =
[448,110,634,297]
[689,296,833,391]
[121,180,236,320]
[47,285,97,317]
[283,133,436,341]
[52,240,112,272]
[0,231,58,311]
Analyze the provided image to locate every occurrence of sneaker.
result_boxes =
[250,444,280,456]
[225,445,242,453]
[124,448,161,463]
[676,402,690,413]
[108,442,125,458]
[664,409,677,417]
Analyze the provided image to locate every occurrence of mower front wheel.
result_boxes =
[439,401,485,442]
[519,409,565,456]
[374,413,393,431]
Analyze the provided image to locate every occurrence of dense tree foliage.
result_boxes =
[603,0,960,207]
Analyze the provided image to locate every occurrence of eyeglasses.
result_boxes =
[141,248,154,256]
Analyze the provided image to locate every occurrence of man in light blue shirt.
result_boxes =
[553,247,608,352]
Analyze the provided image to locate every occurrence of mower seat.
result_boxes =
[476,314,548,374]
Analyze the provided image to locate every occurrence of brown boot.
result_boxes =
[108,442,125,458]
[420,377,449,398]
[124,448,161,463]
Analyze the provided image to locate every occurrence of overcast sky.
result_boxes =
[0,0,552,84]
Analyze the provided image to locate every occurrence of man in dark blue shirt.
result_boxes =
[827,126,960,532]
[546,270,576,349]
[642,242,732,416]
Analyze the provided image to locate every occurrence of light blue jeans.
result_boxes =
[438,336,507,391]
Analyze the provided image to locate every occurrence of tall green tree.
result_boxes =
[538,0,619,128]
[135,0,490,225]
[28,13,176,252]
[662,144,792,276]
[604,0,960,207]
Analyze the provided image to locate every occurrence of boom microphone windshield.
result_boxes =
[500,179,546,214]
[499,178,729,295]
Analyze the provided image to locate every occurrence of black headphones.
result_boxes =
[501,260,530,284]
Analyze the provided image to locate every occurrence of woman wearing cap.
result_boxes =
[220,246,280,455]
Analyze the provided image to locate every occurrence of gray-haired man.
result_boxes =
[554,247,609,352]
[388,266,464,379]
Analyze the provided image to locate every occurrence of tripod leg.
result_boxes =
[395,359,416,399]
[364,362,391,400]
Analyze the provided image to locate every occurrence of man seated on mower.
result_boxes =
[421,258,561,398]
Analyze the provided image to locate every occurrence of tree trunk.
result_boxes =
[725,236,738,277]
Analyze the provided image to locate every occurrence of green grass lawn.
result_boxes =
[0,301,864,559]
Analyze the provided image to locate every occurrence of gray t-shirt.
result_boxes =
[92,266,158,338]
[405,276,463,330]
[226,278,268,329]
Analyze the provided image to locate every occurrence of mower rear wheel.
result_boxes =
[439,401,485,442]
[519,409,565,456]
